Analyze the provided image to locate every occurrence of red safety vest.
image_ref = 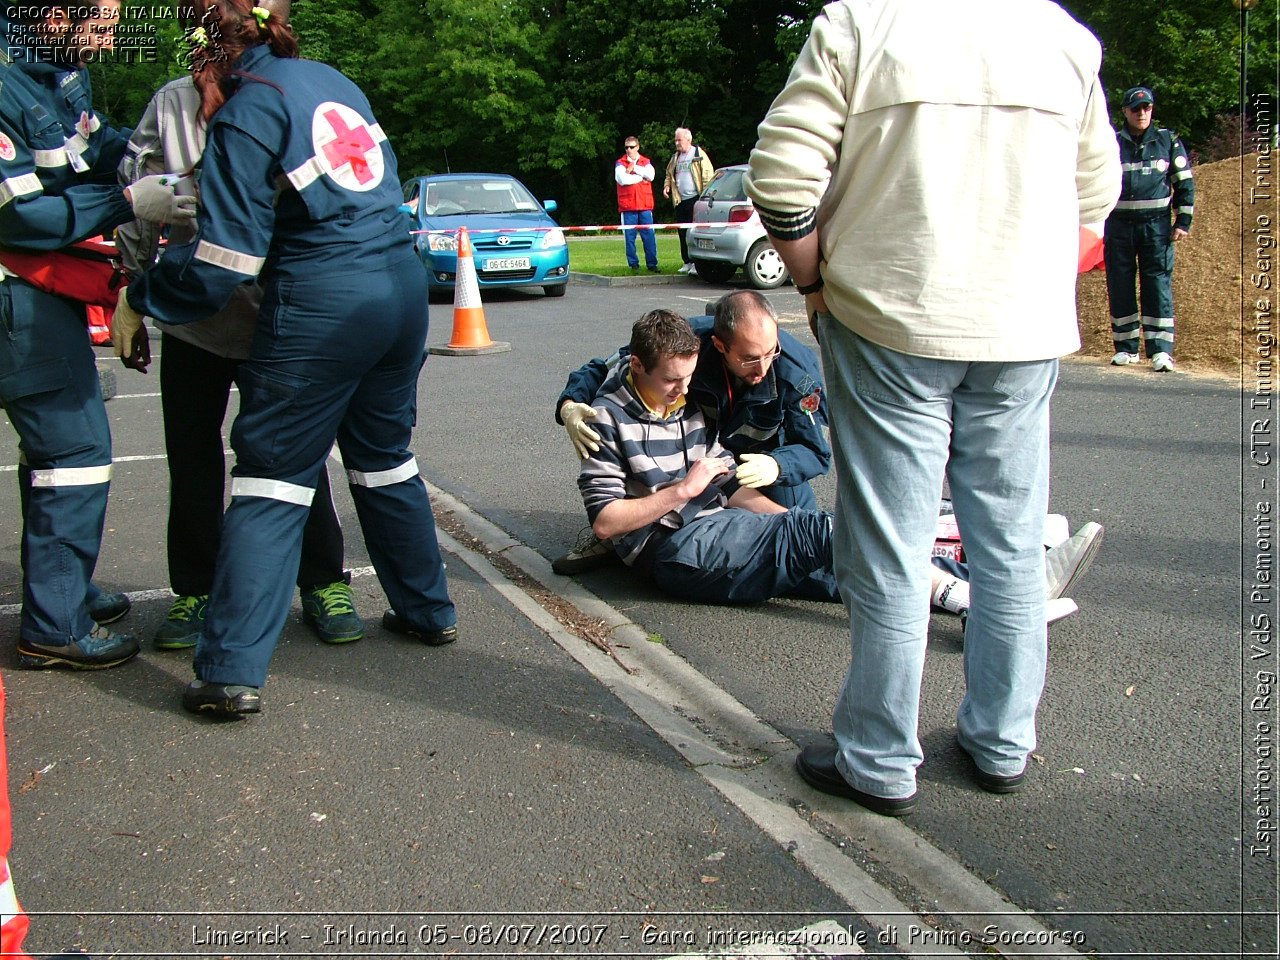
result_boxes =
[615,155,655,212]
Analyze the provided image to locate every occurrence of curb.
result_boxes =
[571,271,693,287]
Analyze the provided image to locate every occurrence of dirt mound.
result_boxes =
[1076,153,1255,377]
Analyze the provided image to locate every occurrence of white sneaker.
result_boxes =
[959,597,1079,638]
[1046,597,1079,624]
[1151,352,1175,372]
[1045,521,1104,600]
[1110,351,1139,365]
[678,262,695,274]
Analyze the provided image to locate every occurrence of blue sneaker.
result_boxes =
[154,595,208,650]
[17,623,139,670]
[301,582,364,644]
[87,589,130,625]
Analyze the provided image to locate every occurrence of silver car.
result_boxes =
[687,164,790,290]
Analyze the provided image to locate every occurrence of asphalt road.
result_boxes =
[0,274,1271,959]
[405,277,1267,957]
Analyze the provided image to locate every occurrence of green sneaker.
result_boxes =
[301,581,365,644]
[154,594,208,650]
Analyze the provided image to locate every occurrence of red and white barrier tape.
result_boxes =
[410,222,705,236]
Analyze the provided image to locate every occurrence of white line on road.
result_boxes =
[426,484,1085,959]
[0,473,1081,957]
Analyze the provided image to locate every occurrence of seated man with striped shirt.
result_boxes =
[578,309,838,605]
[577,310,1102,614]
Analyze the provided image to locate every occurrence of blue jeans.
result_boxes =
[649,508,839,604]
[818,316,1056,797]
[621,210,658,269]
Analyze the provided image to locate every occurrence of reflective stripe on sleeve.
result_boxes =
[285,123,387,192]
[1176,206,1194,216]
[1173,170,1193,182]
[0,173,42,208]
[1114,196,1171,211]
[346,457,419,488]
[30,147,67,168]
[230,477,315,506]
[29,463,111,487]
[193,240,266,275]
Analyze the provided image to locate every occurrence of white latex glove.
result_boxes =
[736,453,780,489]
[561,401,601,460]
[127,174,197,224]
[112,286,144,361]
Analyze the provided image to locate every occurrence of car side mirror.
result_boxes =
[543,200,558,214]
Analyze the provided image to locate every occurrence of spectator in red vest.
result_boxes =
[615,137,658,272]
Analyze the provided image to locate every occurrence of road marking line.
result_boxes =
[427,482,1087,958]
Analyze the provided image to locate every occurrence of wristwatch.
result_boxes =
[796,276,824,296]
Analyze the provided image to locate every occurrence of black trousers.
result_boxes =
[159,332,345,597]
[675,197,698,264]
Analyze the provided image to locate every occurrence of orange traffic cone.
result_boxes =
[429,226,511,356]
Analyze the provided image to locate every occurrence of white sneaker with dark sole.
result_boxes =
[1045,522,1104,600]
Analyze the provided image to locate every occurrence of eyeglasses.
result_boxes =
[625,144,639,150]
[735,344,782,371]
[1129,104,1152,112]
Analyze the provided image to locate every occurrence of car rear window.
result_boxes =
[701,168,748,202]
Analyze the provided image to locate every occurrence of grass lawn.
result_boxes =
[568,233,683,276]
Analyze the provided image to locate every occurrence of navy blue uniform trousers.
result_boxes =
[0,280,111,646]
[194,253,455,687]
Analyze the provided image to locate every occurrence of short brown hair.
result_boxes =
[630,310,699,371]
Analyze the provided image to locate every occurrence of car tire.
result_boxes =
[745,240,789,289]
[544,284,567,298]
[694,260,736,284]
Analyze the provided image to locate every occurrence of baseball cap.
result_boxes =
[1122,87,1154,109]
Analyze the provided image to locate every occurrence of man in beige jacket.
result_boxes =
[663,127,715,273]
[746,0,1120,815]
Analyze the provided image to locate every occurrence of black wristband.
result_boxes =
[796,276,824,296]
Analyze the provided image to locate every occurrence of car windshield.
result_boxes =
[423,179,542,216]
[700,168,748,202]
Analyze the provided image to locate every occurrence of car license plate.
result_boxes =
[482,257,531,271]
[694,239,715,250]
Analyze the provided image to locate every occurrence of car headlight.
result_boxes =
[540,228,566,249]
[427,232,458,253]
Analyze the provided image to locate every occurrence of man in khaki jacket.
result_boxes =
[663,127,715,273]
[746,0,1120,816]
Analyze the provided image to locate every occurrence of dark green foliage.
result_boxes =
[91,0,1273,223]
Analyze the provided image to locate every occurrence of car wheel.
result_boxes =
[544,284,567,298]
[745,240,789,289]
[694,260,736,284]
